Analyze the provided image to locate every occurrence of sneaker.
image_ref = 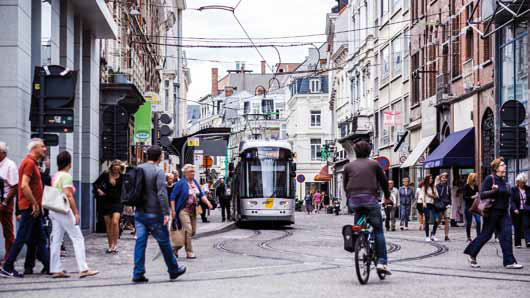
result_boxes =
[405,227,409,231]
[445,236,450,242]
[169,266,187,280]
[505,263,523,269]
[376,264,392,275]
[0,268,23,278]
[431,236,439,242]
[526,243,530,249]
[79,270,99,278]
[132,275,149,283]
[515,245,522,249]
[467,256,480,268]
[400,227,404,231]
[425,237,432,242]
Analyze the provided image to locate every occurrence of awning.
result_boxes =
[423,128,475,169]
[400,135,436,168]
[314,165,332,182]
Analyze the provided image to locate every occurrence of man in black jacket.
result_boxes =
[216,180,231,222]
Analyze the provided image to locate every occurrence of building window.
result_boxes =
[403,29,410,81]
[381,45,390,82]
[483,33,491,62]
[381,0,389,17]
[452,14,462,78]
[403,96,409,124]
[392,36,402,77]
[411,52,420,105]
[281,123,287,139]
[310,79,321,93]
[380,107,391,146]
[392,0,401,13]
[465,29,474,61]
[311,139,322,161]
[252,102,260,114]
[262,99,274,115]
[403,0,409,11]
[311,110,321,127]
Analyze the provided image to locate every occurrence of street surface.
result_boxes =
[0,211,529,298]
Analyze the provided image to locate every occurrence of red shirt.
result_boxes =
[18,155,43,210]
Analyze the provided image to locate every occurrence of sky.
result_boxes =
[183,0,337,103]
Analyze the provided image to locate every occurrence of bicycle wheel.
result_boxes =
[354,235,370,284]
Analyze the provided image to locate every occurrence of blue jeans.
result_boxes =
[133,213,179,279]
[3,210,49,272]
[399,204,411,227]
[353,204,388,265]
[464,206,481,239]
[464,208,516,266]
[424,204,439,238]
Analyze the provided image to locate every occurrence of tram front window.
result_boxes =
[242,148,292,198]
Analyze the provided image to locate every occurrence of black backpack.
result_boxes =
[0,177,5,203]
[120,166,145,206]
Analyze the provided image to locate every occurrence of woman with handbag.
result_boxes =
[510,173,530,248]
[422,175,440,242]
[464,158,523,269]
[49,151,98,278]
[170,164,213,259]
[416,181,425,231]
[93,160,124,254]
[463,173,481,242]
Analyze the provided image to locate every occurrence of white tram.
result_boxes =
[230,140,296,225]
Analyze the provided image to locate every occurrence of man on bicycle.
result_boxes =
[343,140,391,275]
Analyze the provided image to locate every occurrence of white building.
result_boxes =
[286,46,332,198]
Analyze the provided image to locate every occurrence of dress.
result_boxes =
[94,173,123,216]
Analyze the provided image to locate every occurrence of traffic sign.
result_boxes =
[375,156,390,171]
[296,174,306,183]
[500,100,526,127]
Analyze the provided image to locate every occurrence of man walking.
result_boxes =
[399,177,414,230]
[1,139,49,278]
[0,142,18,265]
[133,145,186,283]
[216,180,231,222]
[384,180,399,232]
[436,172,452,241]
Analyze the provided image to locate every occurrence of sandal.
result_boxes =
[79,270,99,278]
[52,272,70,278]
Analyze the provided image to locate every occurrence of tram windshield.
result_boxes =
[241,147,294,199]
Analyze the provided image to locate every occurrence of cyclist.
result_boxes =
[343,140,391,275]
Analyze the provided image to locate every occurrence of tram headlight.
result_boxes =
[247,200,258,207]
[279,201,289,207]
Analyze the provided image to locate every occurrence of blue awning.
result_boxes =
[423,128,475,169]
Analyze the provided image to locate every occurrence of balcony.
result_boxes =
[436,73,452,108]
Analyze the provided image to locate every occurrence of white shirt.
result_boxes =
[0,157,18,199]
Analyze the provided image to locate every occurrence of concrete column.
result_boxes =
[81,30,100,231]
[72,15,83,203]
[0,0,33,163]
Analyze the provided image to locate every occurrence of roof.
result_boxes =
[239,140,292,153]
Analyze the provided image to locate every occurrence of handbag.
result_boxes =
[469,175,495,216]
[434,197,446,212]
[195,205,203,215]
[42,185,70,214]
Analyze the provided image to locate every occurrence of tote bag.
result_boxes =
[42,172,70,214]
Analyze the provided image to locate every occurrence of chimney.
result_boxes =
[211,68,219,96]
[261,61,266,74]
[225,86,234,97]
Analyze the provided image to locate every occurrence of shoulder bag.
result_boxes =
[469,175,495,217]
[42,173,70,214]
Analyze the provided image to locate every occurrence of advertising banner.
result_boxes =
[134,102,152,144]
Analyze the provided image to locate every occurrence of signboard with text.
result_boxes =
[384,111,402,126]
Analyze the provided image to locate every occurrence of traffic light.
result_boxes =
[500,127,528,159]
[101,105,129,161]
[155,113,173,148]
[30,65,77,133]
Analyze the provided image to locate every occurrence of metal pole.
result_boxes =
[39,70,45,139]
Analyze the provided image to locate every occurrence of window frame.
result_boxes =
[309,78,321,93]
[310,138,322,161]
[310,110,322,128]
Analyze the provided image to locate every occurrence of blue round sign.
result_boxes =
[296,174,305,183]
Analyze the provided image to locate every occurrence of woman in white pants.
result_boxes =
[49,151,98,278]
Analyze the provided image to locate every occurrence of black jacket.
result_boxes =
[510,185,530,211]
[479,175,510,211]
[463,184,478,208]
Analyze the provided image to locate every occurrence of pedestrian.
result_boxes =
[422,175,440,242]
[384,180,398,232]
[415,181,425,231]
[172,170,180,182]
[510,173,529,248]
[93,160,124,253]
[343,140,391,275]
[436,172,452,241]
[216,179,231,222]
[133,145,186,283]
[0,142,18,265]
[48,151,98,278]
[1,139,50,278]
[200,181,210,223]
[399,177,414,230]
[464,157,523,269]
[304,191,313,215]
[167,173,176,196]
[313,191,322,213]
[170,164,213,259]
[451,178,463,227]
[463,173,481,242]
[323,191,330,212]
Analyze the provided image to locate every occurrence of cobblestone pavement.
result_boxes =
[0,211,528,298]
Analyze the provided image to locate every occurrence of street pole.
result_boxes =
[39,69,45,139]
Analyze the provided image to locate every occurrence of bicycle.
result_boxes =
[352,215,386,284]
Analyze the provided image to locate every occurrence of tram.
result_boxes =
[230,140,296,225]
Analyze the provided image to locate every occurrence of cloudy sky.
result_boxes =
[183,0,337,102]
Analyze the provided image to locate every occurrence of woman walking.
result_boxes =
[304,192,313,215]
[463,173,481,242]
[422,175,440,242]
[510,173,530,248]
[313,191,322,213]
[94,160,124,253]
[416,181,425,231]
[167,173,176,197]
[464,158,523,269]
[170,164,212,259]
[49,151,98,278]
